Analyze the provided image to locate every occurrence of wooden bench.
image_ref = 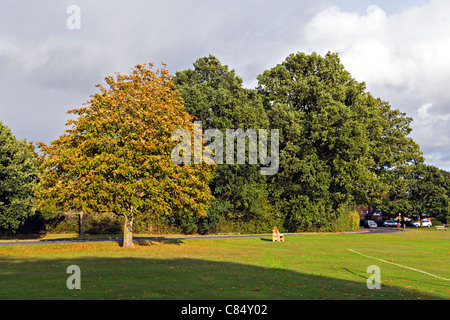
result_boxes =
[272,226,285,242]
[435,225,447,231]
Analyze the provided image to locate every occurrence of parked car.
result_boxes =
[383,220,399,227]
[364,220,378,229]
[411,219,432,227]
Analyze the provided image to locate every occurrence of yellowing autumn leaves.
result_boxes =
[37,63,215,248]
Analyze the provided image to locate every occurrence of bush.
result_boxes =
[11,210,123,236]
[283,196,332,232]
[46,212,79,234]
[84,212,121,235]
[331,205,360,233]
[12,202,361,237]
[130,196,281,235]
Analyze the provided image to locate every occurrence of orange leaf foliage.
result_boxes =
[37,63,215,221]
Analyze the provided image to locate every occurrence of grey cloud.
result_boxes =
[1,0,447,174]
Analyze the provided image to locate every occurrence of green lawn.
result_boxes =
[0,229,448,300]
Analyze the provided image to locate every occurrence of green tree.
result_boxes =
[257,52,422,231]
[174,55,276,233]
[0,121,40,233]
[440,169,450,223]
[37,63,215,248]
[174,55,268,131]
[411,164,448,223]
[380,164,450,226]
[410,164,449,224]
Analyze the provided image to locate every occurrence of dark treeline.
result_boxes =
[1,52,449,236]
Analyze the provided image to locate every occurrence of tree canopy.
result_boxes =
[379,163,450,223]
[37,63,215,247]
[257,52,423,231]
[0,121,40,233]
[28,51,431,238]
[174,55,275,233]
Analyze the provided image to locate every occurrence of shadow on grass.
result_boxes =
[342,268,368,281]
[0,255,445,300]
[0,236,186,247]
[135,239,184,246]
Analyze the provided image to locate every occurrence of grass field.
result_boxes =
[0,229,448,300]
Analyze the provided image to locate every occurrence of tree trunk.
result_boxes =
[123,215,135,249]
[79,211,84,238]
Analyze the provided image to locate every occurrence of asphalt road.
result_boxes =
[0,227,410,246]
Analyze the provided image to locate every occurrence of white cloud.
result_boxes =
[417,103,433,126]
[415,103,450,148]
[303,0,450,170]
[304,1,450,102]
[425,154,450,169]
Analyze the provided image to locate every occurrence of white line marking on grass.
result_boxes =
[348,249,450,281]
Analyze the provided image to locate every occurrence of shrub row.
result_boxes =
[3,203,360,236]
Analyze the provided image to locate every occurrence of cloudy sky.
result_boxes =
[1,0,450,170]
